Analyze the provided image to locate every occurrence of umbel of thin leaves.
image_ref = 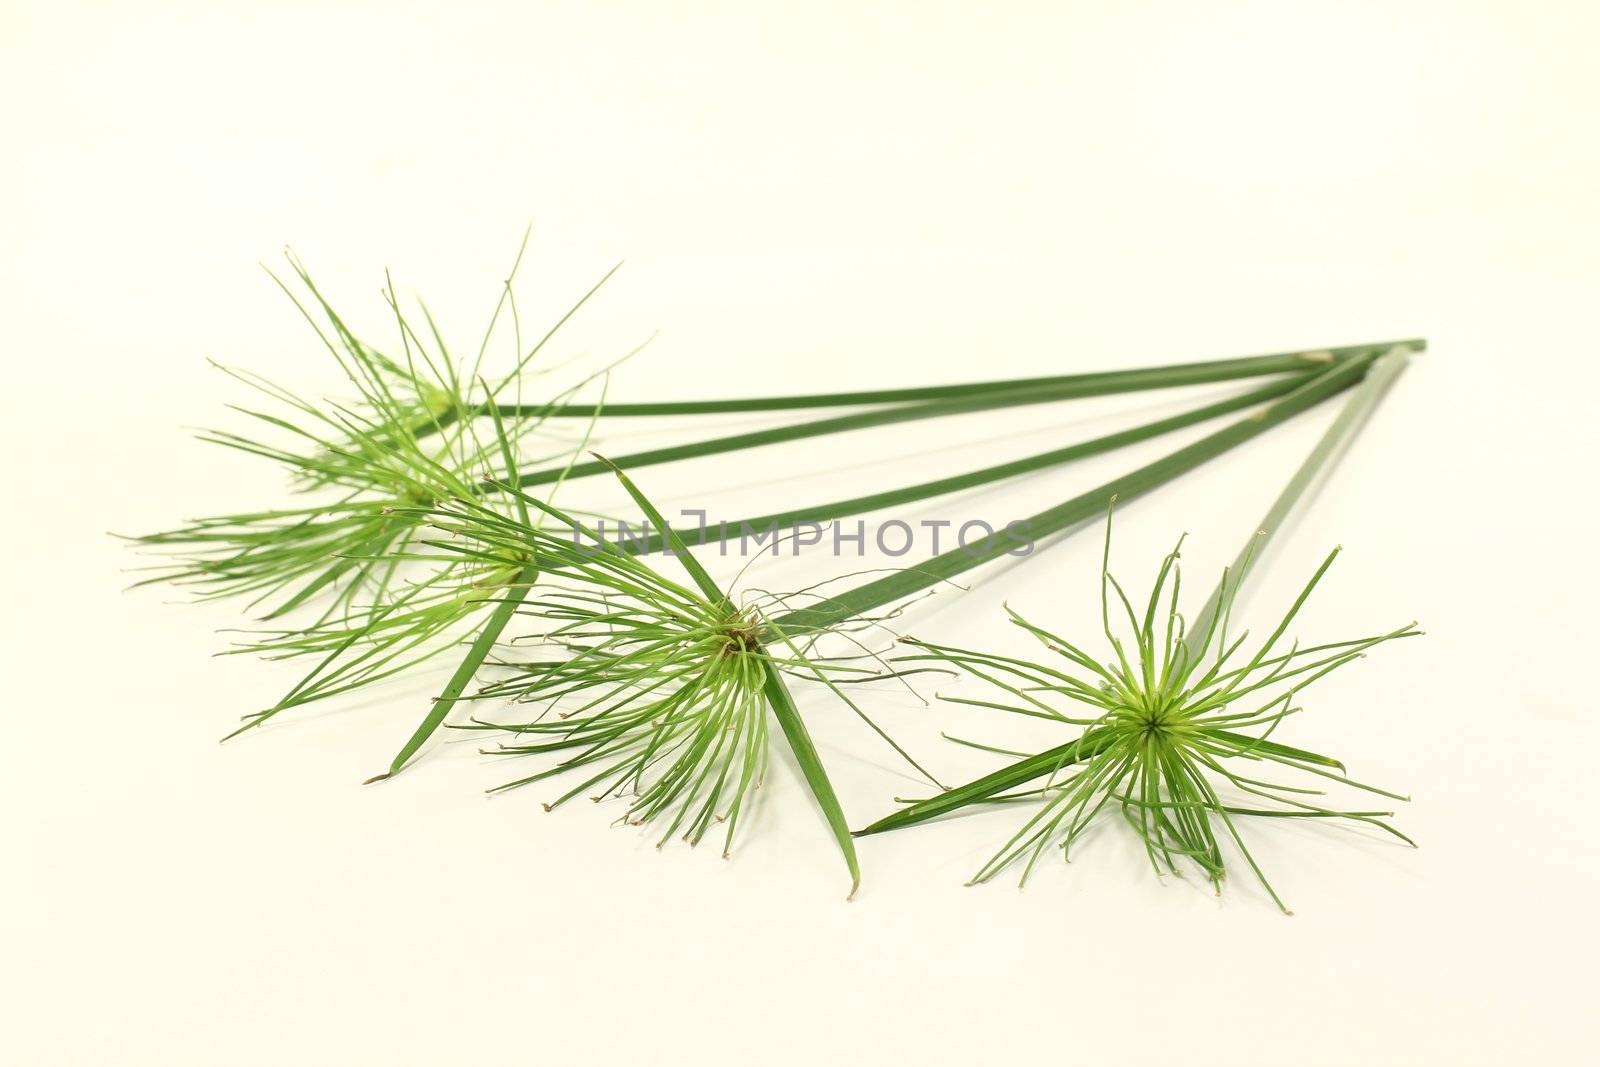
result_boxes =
[410,463,936,893]
[477,590,776,856]
[893,515,1420,912]
[127,248,613,624]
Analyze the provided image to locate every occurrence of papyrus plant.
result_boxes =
[856,350,1420,909]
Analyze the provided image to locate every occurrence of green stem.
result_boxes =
[1184,344,1416,648]
[478,339,1420,418]
[500,344,1397,493]
[626,372,1313,554]
[769,351,1380,637]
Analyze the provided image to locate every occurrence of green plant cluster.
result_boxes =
[128,244,1422,908]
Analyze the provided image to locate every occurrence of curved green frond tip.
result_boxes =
[870,513,1420,913]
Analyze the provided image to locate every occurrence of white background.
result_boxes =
[4,2,1597,1064]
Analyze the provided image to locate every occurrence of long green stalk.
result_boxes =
[771,351,1380,637]
[475,339,1419,417]
[498,346,1393,492]
[1185,344,1415,646]
[633,372,1313,554]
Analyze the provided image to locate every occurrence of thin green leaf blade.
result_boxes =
[761,656,861,898]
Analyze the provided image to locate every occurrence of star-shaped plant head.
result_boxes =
[408,459,940,895]
[208,358,630,747]
[883,510,1420,912]
[127,239,619,626]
